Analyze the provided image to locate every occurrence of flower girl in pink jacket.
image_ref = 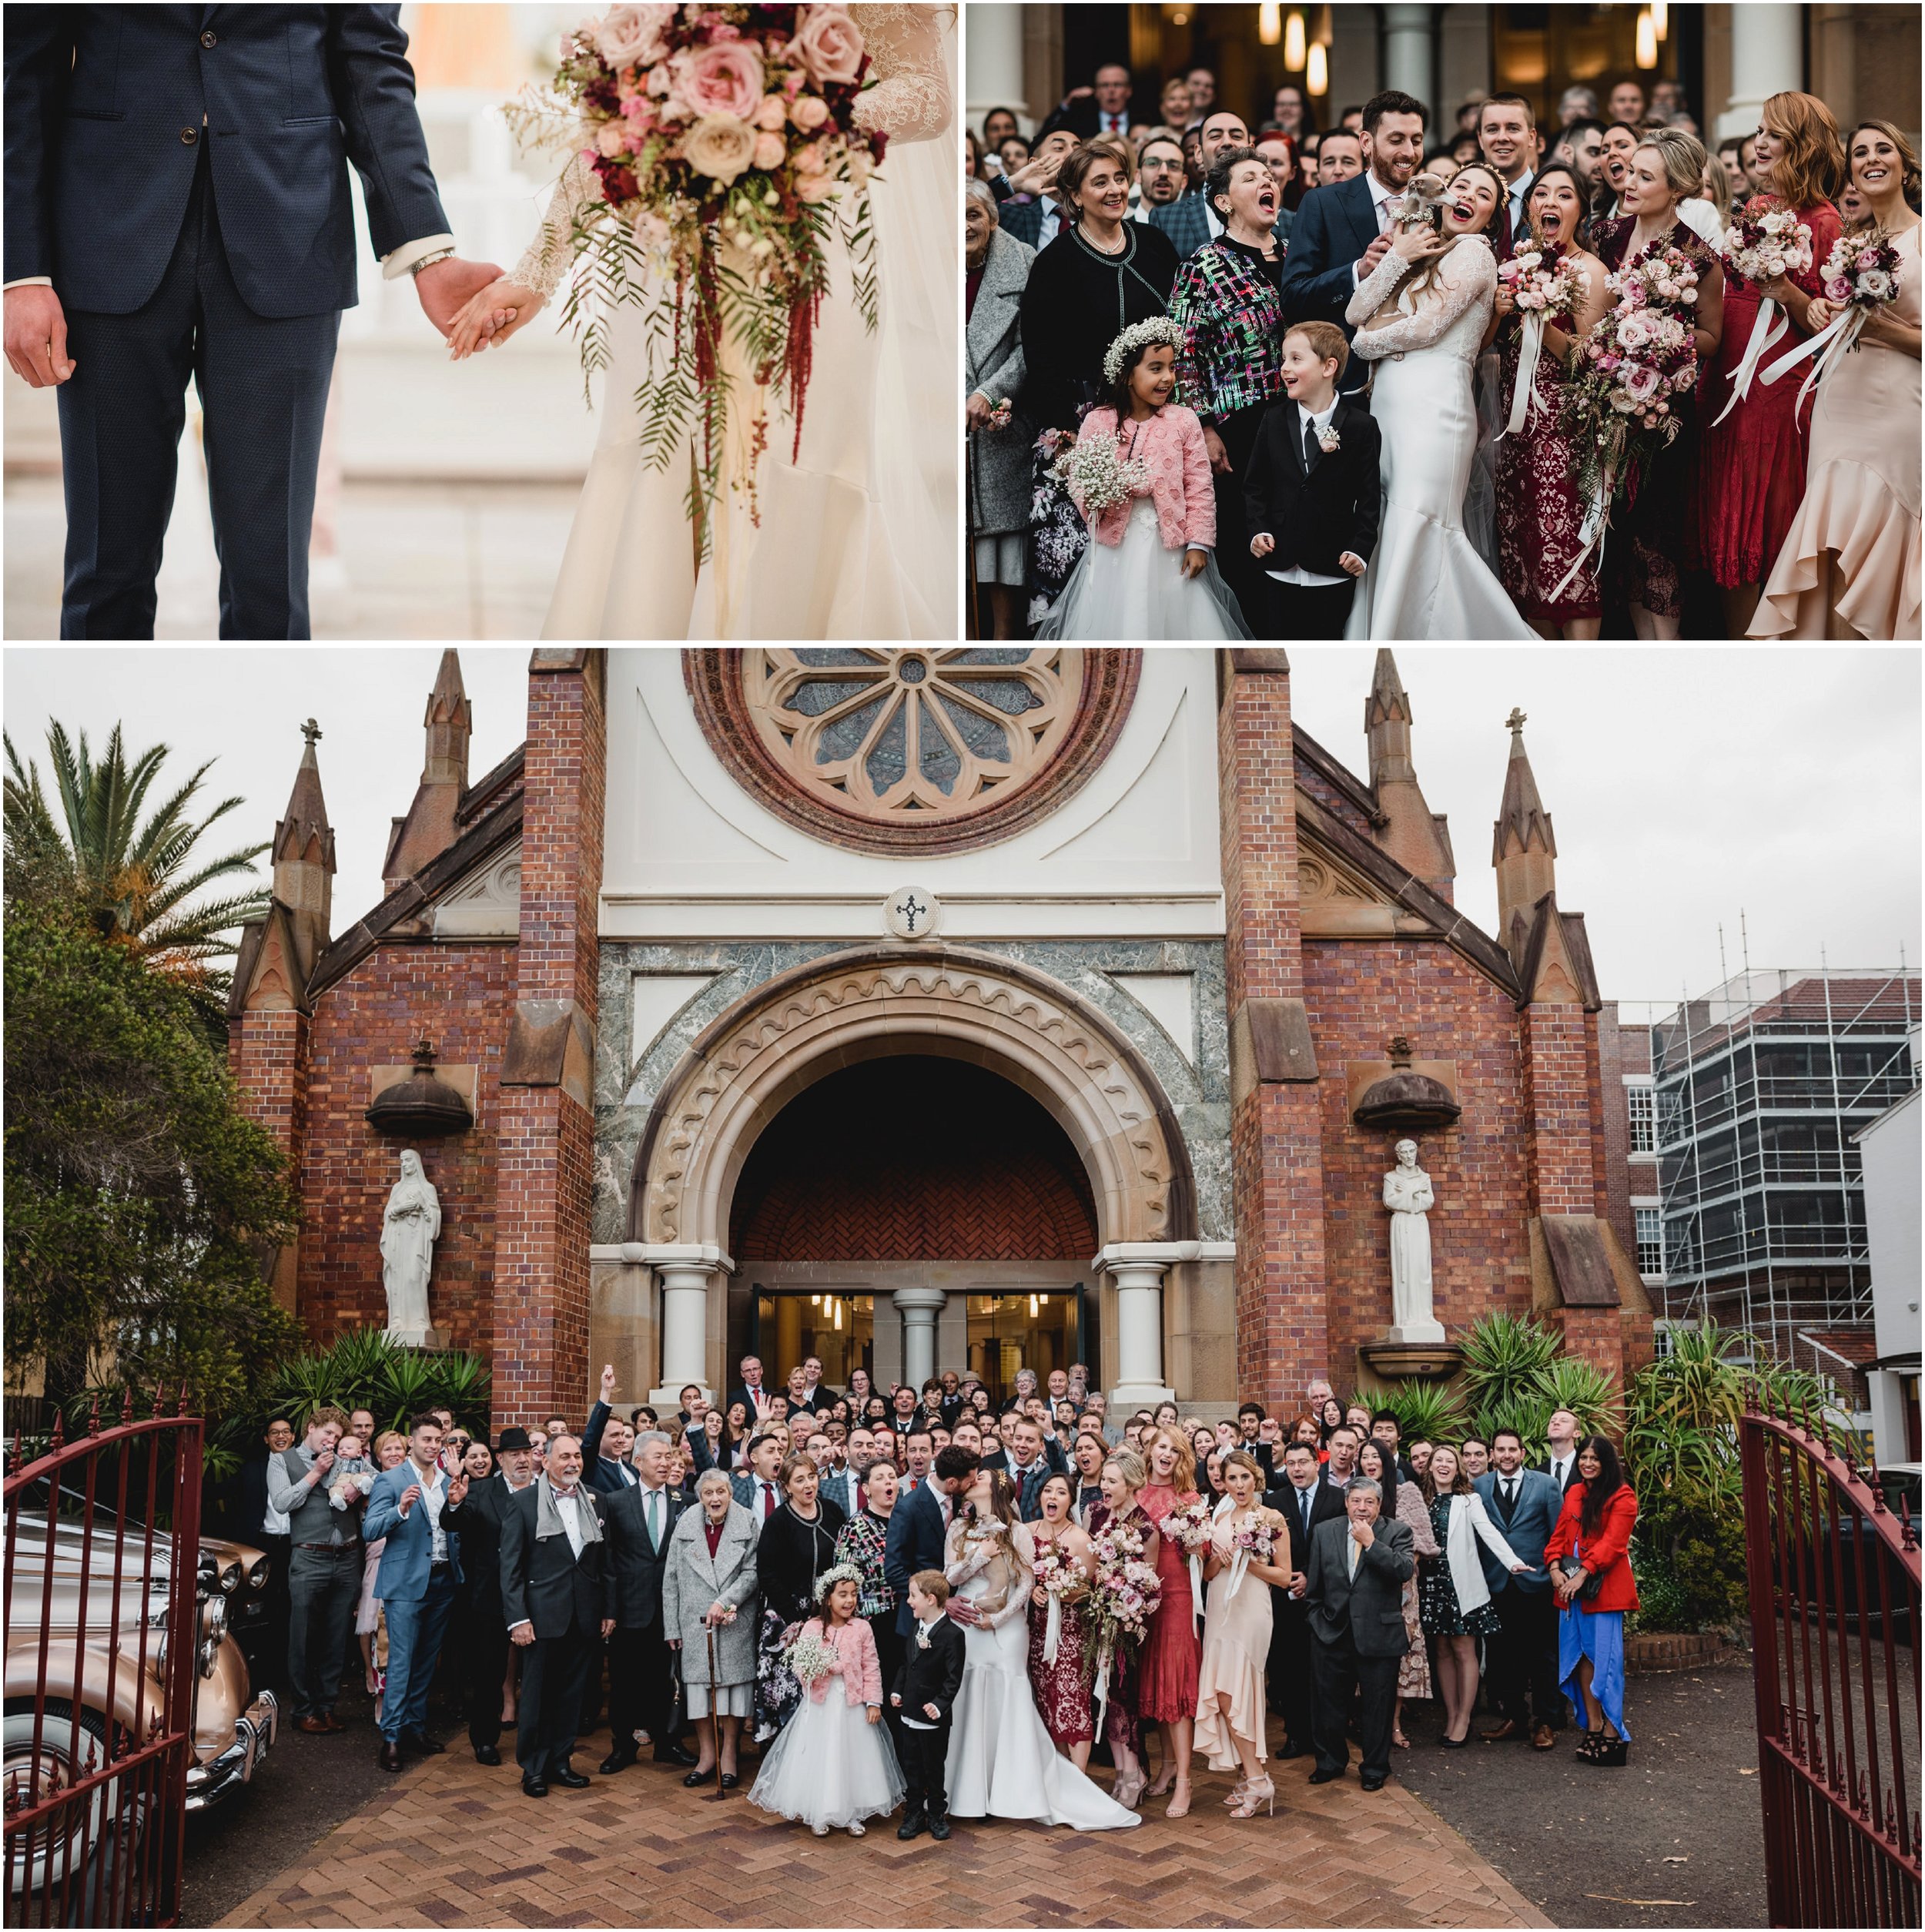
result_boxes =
[748,1565,905,1837]
[1035,316,1250,640]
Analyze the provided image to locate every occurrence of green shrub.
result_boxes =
[1360,1378,1466,1445]
[1459,1311,1561,1418]
[235,1328,491,1446]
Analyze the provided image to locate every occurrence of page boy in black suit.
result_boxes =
[889,1571,966,1841]
[1245,320,1383,639]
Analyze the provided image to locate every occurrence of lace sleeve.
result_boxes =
[1344,249,1411,329]
[849,5,952,144]
[1349,241,1496,360]
[979,1531,1035,1630]
[510,150,596,300]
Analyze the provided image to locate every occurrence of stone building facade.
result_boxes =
[229,648,1650,1421]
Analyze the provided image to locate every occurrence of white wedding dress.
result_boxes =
[1343,240,1536,640]
[942,1519,1140,1832]
[512,5,957,639]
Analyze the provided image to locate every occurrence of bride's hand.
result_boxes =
[1391,223,1450,266]
[447,280,545,360]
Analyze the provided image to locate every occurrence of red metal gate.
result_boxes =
[3,1393,204,1927]
[1742,1394,1922,1927]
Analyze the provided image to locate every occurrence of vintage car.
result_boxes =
[5,1502,279,1893]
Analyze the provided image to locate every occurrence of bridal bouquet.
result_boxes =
[1032,1540,1084,1666]
[1757,229,1906,408]
[784,1626,841,1689]
[1083,1521,1161,1730]
[1709,200,1814,425]
[1495,245,1582,437]
[508,5,887,547]
[1159,1495,1213,1634]
[1062,433,1152,519]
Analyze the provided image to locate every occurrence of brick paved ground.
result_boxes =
[217,1719,1548,1930]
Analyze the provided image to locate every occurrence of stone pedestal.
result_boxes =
[893,1287,947,1392]
[1359,1338,1463,1381]
[387,1327,447,1351]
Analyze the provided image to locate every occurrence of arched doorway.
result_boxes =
[730,1057,1099,1401]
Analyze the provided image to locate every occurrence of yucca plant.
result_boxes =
[1529,1354,1623,1437]
[1368,1378,1467,1445]
[1458,1311,1561,1419]
[249,1328,490,1437]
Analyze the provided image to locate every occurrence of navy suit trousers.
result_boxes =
[55,146,338,638]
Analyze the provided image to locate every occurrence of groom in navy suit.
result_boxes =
[3,7,503,638]
[884,1446,977,1638]
[1279,89,1428,397]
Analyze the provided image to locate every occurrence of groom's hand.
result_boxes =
[5,287,75,388]
[413,256,506,340]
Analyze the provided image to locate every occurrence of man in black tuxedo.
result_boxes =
[890,1572,967,1840]
[501,1435,608,1797]
[1037,63,1144,143]
[1540,1410,1582,1495]
[1279,89,1429,397]
[599,1430,696,1774]
[581,1363,641,1495]
[1303,1478,1414,1791]
[2,6,504,638]
[885,1447,978,1639]
[448,1426,538,1765]
[1265,1441,1347,1755]
[1246,321,1382,638]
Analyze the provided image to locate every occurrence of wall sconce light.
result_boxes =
[1635,8,1658,69]
[1260,4,1282,50]
[1306,39,1328,97]
[1651,2,1668,38]
[833,1297,843,1331]
[1282,8,1304,65]
[1029,1294,1040,1316]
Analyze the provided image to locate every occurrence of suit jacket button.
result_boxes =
[180,126,199,145]
[199,28,217,47]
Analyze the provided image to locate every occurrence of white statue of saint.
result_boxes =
[1382,1139,1445,1344]
[380,1150,443,1347]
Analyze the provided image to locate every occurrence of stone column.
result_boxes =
[893,1287,947,1391]
[966,3,1027,131]
[1381,5,1437,120]
[1102,1252,1175,1408]
[622,1242,728,1406]
[1718,3,1804,140]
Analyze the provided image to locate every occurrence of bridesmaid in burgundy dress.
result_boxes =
[1692,91,1846,636]
[1137,1425,1204,1820]
[1084,1449,1162,1808]
[1491,164,1611,637]
[1026,1474,1098,1770]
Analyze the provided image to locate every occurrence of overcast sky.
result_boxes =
[4,645,1916,1006]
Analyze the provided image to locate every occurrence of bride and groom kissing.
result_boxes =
[3,5,509,641]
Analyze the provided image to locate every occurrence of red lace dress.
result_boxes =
[1135,1483,1204,1725]
[1495,248,1604,624]
[1692,194,1844,588]
[1026,1528,1096,1749]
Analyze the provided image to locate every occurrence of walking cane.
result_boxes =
[702,1621,728,1803]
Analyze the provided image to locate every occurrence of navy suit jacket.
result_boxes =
[883,1479,949,1637]
[363,1461,463,1603]
[1278,172,1382,392]
[5,5,448,316]
[1148,191,1292,259]
[1474,1468,1562,1593]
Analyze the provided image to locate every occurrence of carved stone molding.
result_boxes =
[683,648,1141,856]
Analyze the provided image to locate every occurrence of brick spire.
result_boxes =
[1492,707,1556,963]
[272,718,335,980]
[385,651,474,892]
[1364,649,1455,900]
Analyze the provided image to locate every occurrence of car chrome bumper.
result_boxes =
[185,1691,277,1811]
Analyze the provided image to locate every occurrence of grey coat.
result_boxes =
[660,1500,759,1687]
[967,224,1036,536]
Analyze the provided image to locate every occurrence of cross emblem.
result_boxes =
[1505,708,1527,735]
[896,893,927,933]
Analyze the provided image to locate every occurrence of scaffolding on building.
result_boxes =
[1642,962,1920,1383]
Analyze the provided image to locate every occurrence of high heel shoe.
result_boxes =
[1589,1733,1629,1768]
[1166,1776,1192,1821]
[1221,1777,1253,1806]
[1438,1731,1471,1750]
[1145,1765,1175,1800]
[1228,1776,1275,1820]
[1573,1728,1604,1763]
[1112,1767,1147,1809]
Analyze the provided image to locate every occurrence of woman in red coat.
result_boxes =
[1692,91,1847,636]
[1545,1434,1639,1767]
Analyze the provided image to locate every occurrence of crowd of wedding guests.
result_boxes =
[966,65,1921,642]
[239,1353,1645,1823]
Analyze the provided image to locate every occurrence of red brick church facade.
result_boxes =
[229,649,1650,1421]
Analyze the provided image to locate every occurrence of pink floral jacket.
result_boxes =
[1074,404,1217,552]
[801,1616,884,1708]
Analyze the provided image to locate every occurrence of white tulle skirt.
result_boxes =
[1034,497,1251,640]
[1345,348,1535,641]
[747,1691,906,1832]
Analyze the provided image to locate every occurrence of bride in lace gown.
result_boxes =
[943,1472,1140,1832]
[457,5,956,639]
[1343,164,1535,640]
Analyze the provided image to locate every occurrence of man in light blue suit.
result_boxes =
[363,1413,466,1771]
[1472,1427,1566,1747]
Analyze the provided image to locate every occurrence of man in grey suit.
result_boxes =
[1302,1477,1414,1790]
[1475,1428,1567,1747]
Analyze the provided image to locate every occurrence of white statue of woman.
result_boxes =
[380,1150,441,1344]
[1382,1140,1445,1343]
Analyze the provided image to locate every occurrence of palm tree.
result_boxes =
[4,722,270,1006]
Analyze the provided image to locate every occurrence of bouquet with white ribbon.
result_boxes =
[1495,245,1583,439]
[1159,1496,1214,1635]
[1710,202,1814,427]
[1757,229,1905,409]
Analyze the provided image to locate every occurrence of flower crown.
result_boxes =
[812,1562,865,1606]
[1102,316,1183,387]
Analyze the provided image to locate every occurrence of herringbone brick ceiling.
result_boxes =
[732,1058,1098,1263]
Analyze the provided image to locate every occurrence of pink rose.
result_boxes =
[786,5,865,88]
[792,138,828,175]
[681,113,758,185]
[795,170,839,203]
[1622,363,1660,403]
[674,39,766,120]
[1825,276,1853,302]
[595,4,674,70]
[791,93,830,132]
[752,129,787,170]
[646,62,672,96]
[595,119,629,158]
[1856,249,1883,270]
[754,93,788,132]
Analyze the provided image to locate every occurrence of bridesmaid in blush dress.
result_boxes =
[1026,1474,1099,1770]
[1137,1425,1205,1820]
[1753,122,1922,640]
[1692,92,1846,636]
[1195,1452,1291,1818]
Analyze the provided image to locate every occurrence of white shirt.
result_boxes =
[900,1616,947,1729]
[1266,397,1350,588]
[636,1481,669,1547]
[412,1458,449,1564]
[1547,1451,1576,1492]
[755,1478,780,1522]
[1501,166,1535,244]
[602,1455,638,1488]
[1353,169,1404,286]
[551,1482,587,1559]
[1036,200,1064,249]
[1096,109,1130,138]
